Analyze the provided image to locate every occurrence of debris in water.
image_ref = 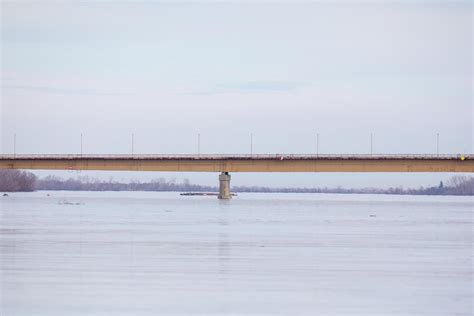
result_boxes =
[58,200,83,205]
[180,192,237,196]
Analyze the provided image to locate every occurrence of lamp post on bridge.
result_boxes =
[437,133,439,156]
[316,133,319,157]
[197,133,201,156]
[250,133,253,156]
[13,133,16,158]
[370,133,373,155]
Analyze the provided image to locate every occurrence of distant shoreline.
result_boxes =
[34,175,473,196]
[1,170,473,196]
[3,189,473,197]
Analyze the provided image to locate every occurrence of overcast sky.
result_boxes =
[1,0,472,188]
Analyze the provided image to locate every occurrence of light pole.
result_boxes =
[316,133,319,156]
[370,133,373,155]
[436,133,439,156]
[13,133,16,158]
[198,133,201,156]
[250,133,253,156]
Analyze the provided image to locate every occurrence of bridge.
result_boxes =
[1,154,472,199]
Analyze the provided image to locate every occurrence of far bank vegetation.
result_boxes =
[0,170,37,192]
[0,170,472,196]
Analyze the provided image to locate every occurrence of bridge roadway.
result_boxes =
[1,154,472,199]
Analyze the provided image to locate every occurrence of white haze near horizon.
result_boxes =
[1,1,472,188]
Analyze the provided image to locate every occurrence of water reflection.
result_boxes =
[218,205,230,277]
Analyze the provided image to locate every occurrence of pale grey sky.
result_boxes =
[1,1,472,188]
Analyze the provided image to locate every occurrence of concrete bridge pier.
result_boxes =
[218,172,231,199]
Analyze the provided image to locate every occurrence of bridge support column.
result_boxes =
[218,172,231,199]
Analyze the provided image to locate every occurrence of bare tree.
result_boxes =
[0,170,37,192]
[447,176,474,195]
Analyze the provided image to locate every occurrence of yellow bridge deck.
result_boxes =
[0,154,472,173]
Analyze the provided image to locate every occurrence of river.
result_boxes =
[1,191,472,315]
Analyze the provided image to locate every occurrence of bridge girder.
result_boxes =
[0,155,472,173]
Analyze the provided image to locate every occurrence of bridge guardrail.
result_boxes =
[0,154,470,160]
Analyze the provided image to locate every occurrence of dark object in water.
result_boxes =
[180,192,237,197]
[2,193,8,197]
[180,192,218,196]
[58,200,83,205]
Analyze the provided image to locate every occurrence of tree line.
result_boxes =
[0,170,37,192]
[233,176,473,195]
[0,170,472,195]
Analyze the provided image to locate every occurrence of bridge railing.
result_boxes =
[0,154,469,160]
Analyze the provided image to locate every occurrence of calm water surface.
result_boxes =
[1,191,472,315]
